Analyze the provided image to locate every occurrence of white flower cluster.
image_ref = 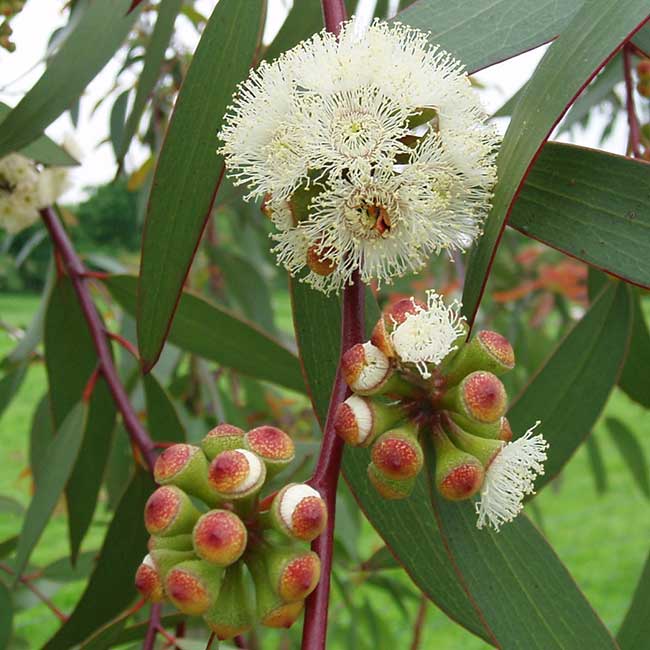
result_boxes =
[0,153,68,234]
[219,19,498,293]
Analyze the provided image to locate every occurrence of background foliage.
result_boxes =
[1,0,650,649]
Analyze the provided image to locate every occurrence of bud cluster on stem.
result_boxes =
[334,291,548,531]
[136,423,327,639]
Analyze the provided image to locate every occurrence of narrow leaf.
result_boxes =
[13,402,88,581]
[0,102,78,166]
[138,0,264,370]
[606,418,650,499]
[585,436,608,495]
[463,1,650,322]
[508,282,632,492]
[43,470,154,650]
[263,0,323,61]
[0,0,142,156]
[0,580,12,650]
[619,294,650,408]
[118,0,183,162]
[109,90,130,160]
[618,550,650,649]
[0,362,28,420]
[108,275,305,393]
[143,373,186,443]
[395,0,580,73]
[511,143,650,288]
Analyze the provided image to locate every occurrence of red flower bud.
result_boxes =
[144,486,200,537]
[341,342,392,395]
[202,424,245,460]
[135,555,164,602]
[367,463,415,500]
[443,330,514,384]
[370,429,423,481]
[441,371,507,423]
[270,483,327,542]
[165,560,223,616]
[208,448,266,499]
[333,395,404,447]
[244,426,295,476]
[193,510,248,567]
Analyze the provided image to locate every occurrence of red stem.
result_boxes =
[39,207,156,471]
[623,43,642,158]
[321,0,347,35]
[302,274,364,650]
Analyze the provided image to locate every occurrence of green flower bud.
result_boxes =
[333,395,404,447]
[264,546,321,603]
[370,426,423,481]
[448,411,513,441]
[165,559,224,616]
[144,485,200,537]
[431,423,485,501]
[441,412,503,467]
[193,509,248,567]
[149,548,196,581]
[267,483,327,542]
[244,426,295,477]
[154,443,220,506]
[442,330,515,385]
[148,533,194,552]
[202,423,245,460]
[203,562,254,640]
[367,462,416,499]
[439,371,507,424]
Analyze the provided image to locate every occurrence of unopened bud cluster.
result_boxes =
[136,424,327,638]
[334,291,548,531]
[0,0,24,52]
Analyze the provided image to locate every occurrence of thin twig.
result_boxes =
[39,207,157,471]
[410,596,427,650]
[0,562,68,622]
[143,603,161,650]
[623,43,642,158]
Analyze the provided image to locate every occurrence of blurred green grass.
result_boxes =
[1,292,649,649]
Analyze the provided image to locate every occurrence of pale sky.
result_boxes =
[0,0,627,202]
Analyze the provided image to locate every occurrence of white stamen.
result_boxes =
[390,290,465,378]
[345,395,374,444]
[143,554,156,569]
[475,422,548,531]
[279,484,321,528]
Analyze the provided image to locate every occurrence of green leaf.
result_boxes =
[66,379,117,562]
[0,580,12,650]
[290,281,492,643]
[138,0,264,370]
[619,294,650,408]
[395,0,580,73]
[618,550,650,649]
[43,470,154,650]
[0,497,23,517]
[361,546,399,572]
[80,614,186,650]
[107,275,305,393]
[41,551,97,582]
[508,282,632,492]
[0,0,142,156]
[143,373,186,443]
[424,440,618,650]
[0,537,18,560]
[13,402,88,582]
[510,143,650,288]
[462,0,650,322]
[606,418,650,499]
[29,395,53,487]
[0,102,78,166]
[118,0,182,162]
[263,0,323,61]
[0,362,28,420]
[585,436,608,495]
[109,90,130,160]
[44,278,117,560]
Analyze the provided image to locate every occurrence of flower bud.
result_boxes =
[448,411,513,441]
[638,59,650,79]
[638,78,650,97]
[135,555,164,602]
[154,444,220,505]
[440,371,507,423]
[441,412,503,467]
[269,483,327,542]
[244,426,295,476]
[148,533,194,552]
[204,562,254,640]
[342,342,392,395]
[367,463,416,499]
[208,448,266,500]
[266,547,321,602]
[149,548,196,580]
[165,560,223,616]
[144,485,200,537]
[371,298,426,357]
[246,552,305,629]
[333,395,404,447]
[193,510,248,567]
[201,424,245,460]
[431,424,485,501]
[443,330,514,384]
[370,428,423,481]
